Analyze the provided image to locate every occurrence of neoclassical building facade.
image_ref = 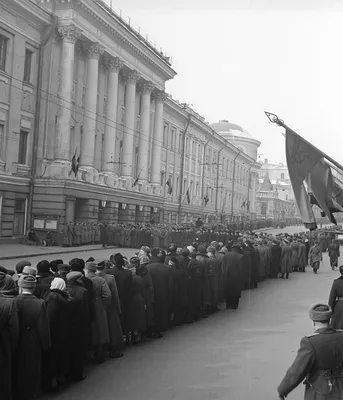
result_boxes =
[0,0,261,240]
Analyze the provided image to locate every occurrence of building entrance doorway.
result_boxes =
[75,198,88,221]
[13,198,27,235]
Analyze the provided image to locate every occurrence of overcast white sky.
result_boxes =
[107,0,343,165]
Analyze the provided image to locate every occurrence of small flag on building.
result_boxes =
[186,189,190,204]
[241,200,246,209]
[69,148,79,177]
[166,177,173,194]
[204,194,209,206]
[132,177,139,187]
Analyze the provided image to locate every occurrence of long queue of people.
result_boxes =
[0,227,339,400]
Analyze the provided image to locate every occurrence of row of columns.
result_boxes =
[55,24,165,184]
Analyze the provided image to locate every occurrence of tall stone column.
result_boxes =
[188,137,193,189]
[137,82,154,181]
[80,42,104,169]
[55,24,81,162]
[121,70,141,177]
[151,90,167,184]
[102,57,123,172]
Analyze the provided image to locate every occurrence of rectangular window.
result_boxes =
[0,35,8,72]
[0,123,4,151]
[23,49,33,83]
[171,127,176,148]
[18,130,28,164]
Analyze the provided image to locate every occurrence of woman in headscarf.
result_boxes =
[43,277,71,391]
[0,272,19,400]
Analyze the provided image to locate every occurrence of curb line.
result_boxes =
[0,245,117,261]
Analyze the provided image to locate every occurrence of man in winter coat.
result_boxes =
[298,239,307,272]
[222,243,243,309]
[147,248,172,333]
[328,239,340,271]
[270,240,282,279]
[280,240,292,279]
[309,241,322,274]
[13,275,51,400]
[277,303,343,400]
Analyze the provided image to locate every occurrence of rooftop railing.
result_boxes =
[94,0,172,65]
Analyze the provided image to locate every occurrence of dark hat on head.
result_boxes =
[181,248,190,257]
[130,256,140,265]
[0,266,15,276]
[16,260,31,274]
[110,253,125,267]
[86,257,95,263]
[96,261,105,270]
[37,260,50,274]
[58,264,71,273]
[309,303,332,322]
[197,246,208,256]
[18,275,36,289]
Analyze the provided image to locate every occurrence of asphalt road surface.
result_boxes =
[4,226,340,400]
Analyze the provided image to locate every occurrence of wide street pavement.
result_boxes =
[3,225,340,400]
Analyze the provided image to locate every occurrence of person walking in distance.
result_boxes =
[309,240,322,274]
[328,239,340,271]
[277,303,343,399]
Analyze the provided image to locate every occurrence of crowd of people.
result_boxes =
[1,225,341,400]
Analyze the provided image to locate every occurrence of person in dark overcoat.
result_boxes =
[147,248,172,333]
[43,277,71,391]
[0,273,19,400]
[36,259,55,286]
[277,303,343,400]
[95,262,124,358]
[136,256,156,337]
[270,240,282,279]
[13,275,51,400]
[84,262,111,363]
[168,256,188,326]
[222,243,243,309]
[280,240,292,279]
[66,271,90,382]
[328,239,340,271]
[297,239,307,272]
[100,223,108,248]
[328,266,343,329]
[207,245,221,312]
[125,262,146,344]
[108,253,133,333]
[196,246,212,317]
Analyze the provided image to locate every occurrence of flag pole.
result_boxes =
[264,111,343,173]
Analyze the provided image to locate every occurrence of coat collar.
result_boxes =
[314,327,336,334]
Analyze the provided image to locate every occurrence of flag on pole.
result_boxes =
[307,159,343,224]
[285,129,321,230]
[241,200,246,209]
[204,194,209,206]
[186,189,190,204]
[166,177,173,194]
[69,147,79,177]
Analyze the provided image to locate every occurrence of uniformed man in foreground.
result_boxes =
[277,303,343,399]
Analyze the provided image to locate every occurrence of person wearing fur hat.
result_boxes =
[13,275,51,400]
[277,303,343,400]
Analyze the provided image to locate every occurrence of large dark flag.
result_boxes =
[285,129,321,230]
[286,128,343,228]
[69,147,79,177]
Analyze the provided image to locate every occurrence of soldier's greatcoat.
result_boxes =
[329,277,343,329]
[278,327,343,400]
